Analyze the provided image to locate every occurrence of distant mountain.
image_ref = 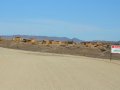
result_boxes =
[118,41,120,43]
[71,38,83,42]
[0,35,83,42]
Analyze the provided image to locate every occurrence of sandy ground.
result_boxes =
[0,47,120,90]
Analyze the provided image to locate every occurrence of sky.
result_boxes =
[0,0,120,41]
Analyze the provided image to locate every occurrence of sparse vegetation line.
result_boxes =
[0,36,120,60]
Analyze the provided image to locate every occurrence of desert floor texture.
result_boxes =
[0,47,120,90]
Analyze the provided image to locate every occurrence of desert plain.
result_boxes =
[0,47,120,90]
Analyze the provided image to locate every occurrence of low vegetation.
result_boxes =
[0,36,120,60]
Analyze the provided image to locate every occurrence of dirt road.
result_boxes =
[0,47,120,90]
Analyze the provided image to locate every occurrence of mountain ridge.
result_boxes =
[0,35,83,42]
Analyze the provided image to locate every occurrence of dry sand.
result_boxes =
[0,47,120,90]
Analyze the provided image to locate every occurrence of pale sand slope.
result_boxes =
[0,47,120,90]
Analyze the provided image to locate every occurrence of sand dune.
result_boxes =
[0,47,120,90]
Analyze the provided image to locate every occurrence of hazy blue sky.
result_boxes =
[0,0,120,41]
